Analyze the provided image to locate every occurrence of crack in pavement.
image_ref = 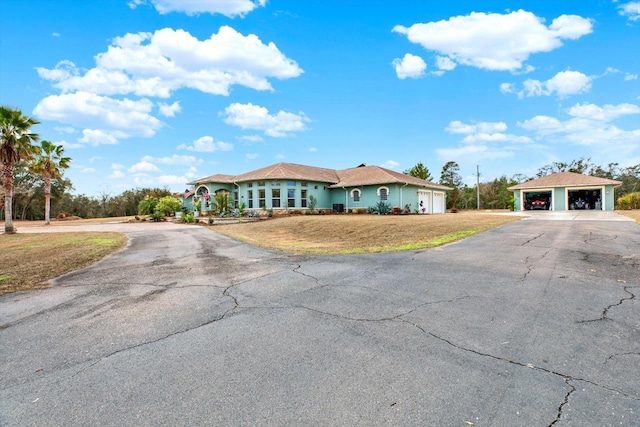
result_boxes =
[519,232,545,246]
[291,296,472,323]
[549,378,576,427]
[400,319,639,400]
[604,352,640,365]
[577,286,636,324]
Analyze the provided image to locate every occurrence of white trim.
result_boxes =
[521,188,554,211]
[376,186,389,196]
[565,186,605,210]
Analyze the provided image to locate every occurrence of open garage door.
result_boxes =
[568,189,602,210]
[523,191,552,211]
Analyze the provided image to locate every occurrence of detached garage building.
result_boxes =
[509,172,622,212]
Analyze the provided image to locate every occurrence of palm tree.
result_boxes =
[30,140,71,224]
[0,106,40,233]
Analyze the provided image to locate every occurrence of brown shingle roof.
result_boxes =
[234,162,340,183]
[332,165,451,190]
[187,174,235,185]
[508,172,622,190]
[187,162,452,190]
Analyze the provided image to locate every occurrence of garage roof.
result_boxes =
[508,172,622,190]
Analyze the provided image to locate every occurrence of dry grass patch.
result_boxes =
[215,211,522,254]
[0,232,128,295]
[617,209,640,223]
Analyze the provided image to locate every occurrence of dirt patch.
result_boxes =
[214,211,522,254]
[617,209,640,223]
[0,232,128,295]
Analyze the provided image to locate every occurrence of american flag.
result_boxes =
[184,189,195,199]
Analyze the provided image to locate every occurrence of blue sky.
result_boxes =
[1,0,639,196]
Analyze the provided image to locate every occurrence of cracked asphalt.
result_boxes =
[1,218,639,426]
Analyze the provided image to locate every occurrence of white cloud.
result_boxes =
[500,82,516,95]
[309,147,318,152]
[130,0,267,17]
[33,92,163,144]
[382,160,399,169]
[155,174,191,185]
[393,10,592,72]
[58,139,84,149]
[78,129,119,145]
[435,56,456,71]
[275,153,285,159]
[246,153,259,160]
[565,102,640,121]
[440,120,532,161]
[111,163,125,170]
[177,135,234,152]
[236,134,264,143]
[158,101,181,117]
[52,32,60,37]
[619,2,640,21]
[141,154,201,166]
[55,126,76,134]
[129,160,160,173]
[81,168,95,173]
[519,102,640,147]
[625,73,639,81]
[37,27,302,98]
[445,120,508,135]
[109,170,125,179]
[517,70,593,98]
[221,102,310,137]
[392,53,426,79]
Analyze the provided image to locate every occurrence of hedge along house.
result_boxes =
[508,172,622,212]
[184,162,451,214]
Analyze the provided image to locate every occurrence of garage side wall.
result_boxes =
[604,185,616,210]
[553,187,566,211]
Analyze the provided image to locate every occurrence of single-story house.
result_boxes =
[508,172,622,211]
[184,162,452,214]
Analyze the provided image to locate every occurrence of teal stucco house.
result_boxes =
[508,172,622,211]
[184,162,451,214]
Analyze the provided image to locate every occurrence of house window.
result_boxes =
[288,188,295,208]
[258,181,265,187]
[247,183,253,188]
[271,180,280,186]
[301,182,308,187]
[233,191,238,208]
[352,189,360,202]
[272,188,281,208]
[301,189,308,208]
[248,190,254,209]
[258,189,266,208]
[287,181,295,187]
[378,187,388,201]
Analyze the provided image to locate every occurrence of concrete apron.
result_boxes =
[519,210,634,221]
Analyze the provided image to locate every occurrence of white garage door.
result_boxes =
[433,192,445,214]
[418,191,431,214]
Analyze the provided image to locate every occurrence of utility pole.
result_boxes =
[476,165,480,210]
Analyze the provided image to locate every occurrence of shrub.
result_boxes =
[156,196,182,216]
[617,191,640,209]
[368,201,392,215]
[208,218,214,225]
[138,196,158,215]
[185,213,194,223]
[308,195,317,212]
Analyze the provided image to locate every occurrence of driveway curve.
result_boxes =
[1,219,639,426]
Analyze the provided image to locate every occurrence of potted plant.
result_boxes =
[193,198,201,217]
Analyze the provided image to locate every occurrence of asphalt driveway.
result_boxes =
[1,218,639,426]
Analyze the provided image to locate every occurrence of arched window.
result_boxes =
[352,189,360,202]
[377,186,389,201]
